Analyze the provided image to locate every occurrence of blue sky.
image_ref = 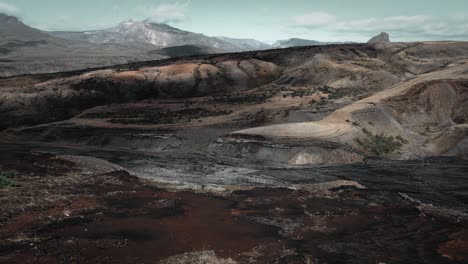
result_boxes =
[2,0,468,43]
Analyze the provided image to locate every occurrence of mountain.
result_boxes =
[0,13,164,77]
[50,20,280,52]
[214,36,272,51]
[50,20,241,52]
[1,13,357,77]
[0,13,56,44]
[2,14,268,77]
[273,38,323,48]
[367,32,390,44]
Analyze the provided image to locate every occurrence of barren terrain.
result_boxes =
[0,150,467,263]
[1,42,467,263]
[1,42,467,163]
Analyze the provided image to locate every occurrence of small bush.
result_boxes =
[309,97,328,107]
[0,170,17,187]
[396,135,409,144]
[291,88,315,98]
[361,128,372,136]
[356,131,405,156]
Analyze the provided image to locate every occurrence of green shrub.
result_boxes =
[356,131,407,156]
[291,88,315,98]
[318,86,365,100]
[0,170,16,187]
[309,98,328,107]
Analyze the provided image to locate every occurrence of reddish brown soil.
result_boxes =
[0,151,467,263]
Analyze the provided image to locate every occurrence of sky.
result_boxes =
[1,0,468,43]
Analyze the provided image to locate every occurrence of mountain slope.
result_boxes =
[215,36,272,50]
[273,38,323,48]
[0,13,56,44]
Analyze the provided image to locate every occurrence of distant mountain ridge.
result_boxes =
[272,38,356,48]
[49,20,348,51]
[0,13,365,77]
[214,36,272,51]
[273,38,323,48]
[0,13,165,76]
[50,20,242,52]
[51,20,275,52]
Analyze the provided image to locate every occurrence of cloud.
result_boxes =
[148,1,190,23]
[292,12,336,27]
[0,2,19,14]
[291,12,468,41]
[334,15,430,32]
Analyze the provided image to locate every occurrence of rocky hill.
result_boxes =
[368,32,391,44]
[213,62,468,164]
[1,41,467,163]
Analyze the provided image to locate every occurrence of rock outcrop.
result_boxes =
[367,32,390,44]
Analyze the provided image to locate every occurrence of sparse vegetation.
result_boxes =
[0,170,17,187]
[309,97,328,107]
[95,107,234,125]
[291,88,315,98]
[283,85,367,106]
[209,91,275,105]
[356,129,408,156]
[322,86,366,100]
[396,135,409,144]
